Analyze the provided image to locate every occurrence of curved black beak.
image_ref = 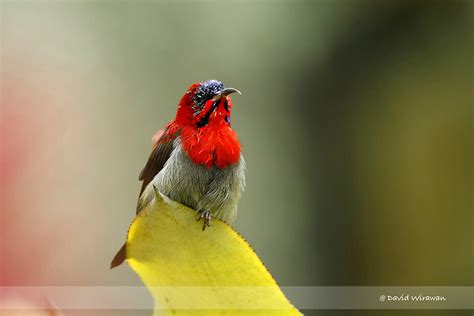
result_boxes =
[213,88,242,100]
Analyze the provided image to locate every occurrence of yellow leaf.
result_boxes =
[125,191,301,315]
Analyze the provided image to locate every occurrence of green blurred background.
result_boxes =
[1,0,472,315]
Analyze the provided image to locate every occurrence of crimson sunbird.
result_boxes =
[111,80,245,268]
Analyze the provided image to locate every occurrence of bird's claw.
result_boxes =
[197,210,211,231]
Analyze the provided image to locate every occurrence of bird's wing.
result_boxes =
[138,125,179,199]
[110,124,178,269]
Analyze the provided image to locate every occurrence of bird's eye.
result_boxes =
[194,94,205,107]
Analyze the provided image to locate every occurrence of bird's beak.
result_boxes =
[213,88,242,100]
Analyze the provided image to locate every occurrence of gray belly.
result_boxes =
[146,138,245,223]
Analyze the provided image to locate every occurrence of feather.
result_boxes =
[111,124,179,269]
[138,122,181,196]
[138,134,176,200]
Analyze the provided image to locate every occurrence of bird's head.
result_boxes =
[175,80,241,128]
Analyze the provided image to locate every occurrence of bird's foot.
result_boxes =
[197,210,211,231]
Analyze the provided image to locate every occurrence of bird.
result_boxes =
[110,79,245,268]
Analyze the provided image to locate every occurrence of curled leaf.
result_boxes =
[124,192,301,315]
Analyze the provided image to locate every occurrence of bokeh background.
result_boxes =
[1,0,472,315]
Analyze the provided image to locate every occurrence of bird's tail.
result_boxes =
[110,243,126,269]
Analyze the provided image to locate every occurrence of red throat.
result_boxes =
[167,88,241,169]
[180,123,241,169]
